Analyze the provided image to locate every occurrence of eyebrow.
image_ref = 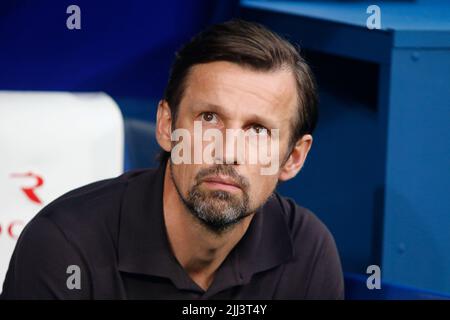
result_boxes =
[191,102,279,129]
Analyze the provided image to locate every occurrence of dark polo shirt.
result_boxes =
[1,161,344,300]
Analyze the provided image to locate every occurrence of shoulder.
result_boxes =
[1,168,158,299]
[271,193,344,299]
[273,193,335,253]
[38,169,149,219]
[1,215,90,299]
[34,168,154,234]
[27,168,161,255]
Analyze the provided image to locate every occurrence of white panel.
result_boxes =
[0,91,124,291]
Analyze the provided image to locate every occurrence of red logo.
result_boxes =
[0,220,25,239]
[10,172,44,205]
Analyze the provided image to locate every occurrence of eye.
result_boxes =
[249,124,269,136]
[201,112,218,124]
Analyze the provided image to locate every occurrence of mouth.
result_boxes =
[201,175,242,192]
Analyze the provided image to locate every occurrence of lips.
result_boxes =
[201,175,241,189]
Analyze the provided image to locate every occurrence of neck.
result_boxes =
[162,163,254,291]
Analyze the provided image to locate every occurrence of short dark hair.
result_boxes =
[159,19,318,164]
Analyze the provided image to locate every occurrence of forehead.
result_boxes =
[180,61,297,127]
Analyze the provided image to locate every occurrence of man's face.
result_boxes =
[166,61,298,232]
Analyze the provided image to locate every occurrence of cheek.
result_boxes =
[171,164,198,192]
[246,171,278,206]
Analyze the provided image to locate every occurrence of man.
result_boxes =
[1,19,344,299]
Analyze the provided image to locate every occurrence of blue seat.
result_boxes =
[345,273,450,300]
[124,119,161,171]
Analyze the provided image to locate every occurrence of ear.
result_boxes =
[278,134,313,181]
[156,100,172,152]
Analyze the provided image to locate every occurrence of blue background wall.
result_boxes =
[0,0,239,120]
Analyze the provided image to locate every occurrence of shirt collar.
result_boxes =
[117,161,294,294]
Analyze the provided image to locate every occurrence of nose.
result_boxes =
[214,129,246,165]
